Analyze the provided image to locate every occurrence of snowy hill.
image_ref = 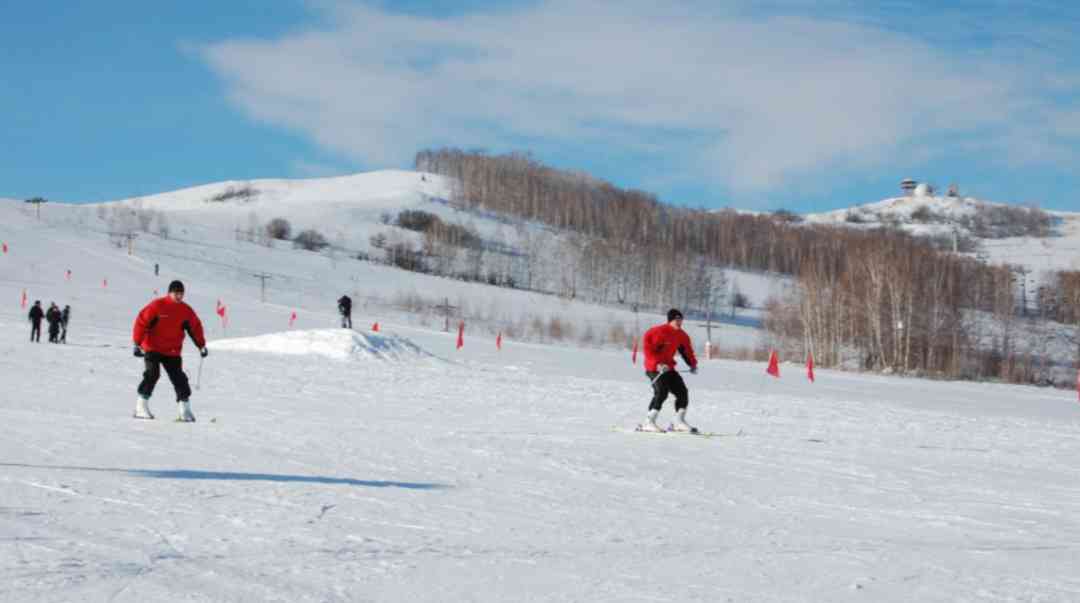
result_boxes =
[3,174,1080,601]
[806,189,1080,274]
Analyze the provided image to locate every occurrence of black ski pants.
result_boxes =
[341,314,352,329]
[645,370,689,411]
[137,352,192,402]
[30,320,41,342]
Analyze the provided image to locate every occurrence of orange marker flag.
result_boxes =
[766,350,780,378]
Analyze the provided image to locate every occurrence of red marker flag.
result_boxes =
[1076,368,1079,403]
[766,350,780,378]
[496,331,502,350]
[372,322,379,332]
[456,321,464,350]
[632,336,639,365]
[21,289,27,308]
[66,269,71,281]
[289,311,297,328]
[2,242,8,253]
[807,352,815,383]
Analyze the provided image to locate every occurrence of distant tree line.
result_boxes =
[416,147,1076,384]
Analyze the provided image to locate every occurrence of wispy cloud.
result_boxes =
[200,0,1080,201]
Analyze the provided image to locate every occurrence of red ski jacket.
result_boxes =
[642,323,697,373]
[133,296,206,357]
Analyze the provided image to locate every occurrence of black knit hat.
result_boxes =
[167,280,185,293]
[667,308,684,322]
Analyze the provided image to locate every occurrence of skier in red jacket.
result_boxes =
[640,308,699,432]
[132,280,208,421]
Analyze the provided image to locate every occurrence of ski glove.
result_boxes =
[689,365,698,375]
[133,345,144,358]
[199,347,209,358]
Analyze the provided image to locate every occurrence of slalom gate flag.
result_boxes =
[632,336,639,365]
[216,304,228,329]
[496,331,502,350]
[766,350,780,378]
[2,242,8,253]
[807,352,815,383]
[456,321,465,350]
[65,269,71,281]
[21,289,27,308]
[289,311,297,328]
[102,279,108,288]
[372,322,379,332]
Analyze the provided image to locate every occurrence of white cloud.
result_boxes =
[200,0,1080,198]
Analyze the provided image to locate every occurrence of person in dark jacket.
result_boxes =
[640,308,699,433]
[337,295,353,329]
[45,303,63,343]
[60,305,70,343]
[132,280,207,421]
[28,301,44,342]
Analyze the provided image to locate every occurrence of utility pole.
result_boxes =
[252,272,273,303]
[433,297,458,332]
[25,197,48,221]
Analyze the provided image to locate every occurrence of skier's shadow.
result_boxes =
[0,462,450,490]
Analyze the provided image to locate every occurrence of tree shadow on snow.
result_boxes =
[0,463,450,490]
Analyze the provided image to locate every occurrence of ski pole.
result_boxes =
[195,355,204,390]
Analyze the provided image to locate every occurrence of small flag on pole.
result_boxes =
[496,331,502,350]
[2,242,7,253]
[21,289,27,308]
[65,269,71,281]
[766,350,780,378]
[456,321,464,350]
[807,352,815,383]
[372,322,379,332]
[102,278,108,288]
[289,311,297,328]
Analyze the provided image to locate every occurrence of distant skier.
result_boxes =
[640,308,699,433]
[28,301,44,342]
[60,305,70,343]
[132,280,208,422]
[337,295,353,329]
[45,303,62,343]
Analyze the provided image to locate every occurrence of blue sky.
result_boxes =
[3,1,1079,212]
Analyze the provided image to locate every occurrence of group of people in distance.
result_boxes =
[27,301,70,344]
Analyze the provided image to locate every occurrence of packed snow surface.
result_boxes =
[3,176,1080,601]
[212,329,433,363]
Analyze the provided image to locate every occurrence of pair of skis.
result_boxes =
[615,425,744,439]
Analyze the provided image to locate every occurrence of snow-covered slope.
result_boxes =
[3,176,1080,601]
[807,190,1080,274]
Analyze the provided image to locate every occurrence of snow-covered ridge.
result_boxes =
[211,329,434,362]
[101,170,454,211]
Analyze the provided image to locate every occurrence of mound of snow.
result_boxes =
[210,329,432,362]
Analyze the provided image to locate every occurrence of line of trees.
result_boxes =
[416,147,1078,383]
